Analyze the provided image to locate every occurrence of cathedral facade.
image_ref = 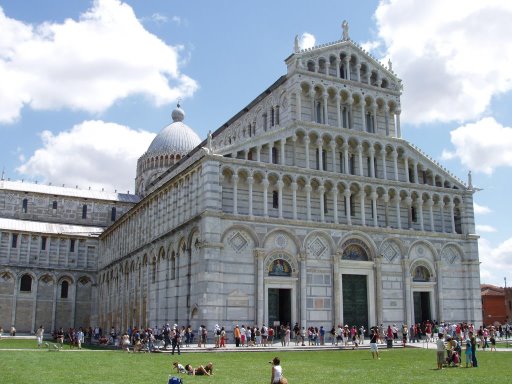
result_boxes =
[0,24,482,334]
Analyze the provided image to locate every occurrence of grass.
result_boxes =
[0,340,510,384]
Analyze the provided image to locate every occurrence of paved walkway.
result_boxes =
[2,335,511,353]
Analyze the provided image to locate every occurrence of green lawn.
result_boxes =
[0,340,510,384]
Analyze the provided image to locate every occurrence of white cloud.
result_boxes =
[473,202,491,215]
[150,13,168,24]
[373,0,512,124]
[479,237,512,286]
[476,224,497,233]
[441,117,512,174]
[298,33,316,50]
[0,0,198,124]
[16,120,155,193]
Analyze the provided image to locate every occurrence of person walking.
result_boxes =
[36,325,44,348]
[171,326,181,355]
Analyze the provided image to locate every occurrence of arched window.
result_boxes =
[60,281,69,298]
[316,149,327,171]
[82,204,88,219]
[20,274,32,292]
[52,201,58,210]
[454,207,462,234]
[315,101,323,124]
[272,147,279,164]
[272,191,279,209]
[111,207,117,222]
[22,198,28,213]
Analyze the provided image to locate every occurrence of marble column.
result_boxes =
[356,144,363,176]
[256,249,266,328]
[248,176,254,216]
[394,196,402,229]
[333,188,339,224]
[375,255,383,325]
[381,149,387,180]
[369,147,375,178]
[392,149,399,181]
[262,177,269,217]
[232,174,238,215]
[360,190,366,226]
[304,136,311,169]
[319,185,325,222]
[395,109,402,138]
[277,180,284,219]
[300,252,307,328]
[295,88,302,121]
[371,191,378,227]
[344,190,352,225]
[291,181,298,220]
[305,182,312,221]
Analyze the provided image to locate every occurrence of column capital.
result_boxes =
[370,191,378,200]
[254,248,266,259]
[277,180,284,189]
[404,196,412,206]
[247,176,254,185]
[382,193,389,203]
[369,147,375,155]
[304,136,310,144]
[318,185,325,193]
[262,178,269,188]
[291,181,298,191]
[330,140,337,149]
[316,138,323,147]
[344,189,352,198]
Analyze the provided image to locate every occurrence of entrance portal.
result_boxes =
[342,275,368,329]
[268,288,291,329]
[413,291,431,323]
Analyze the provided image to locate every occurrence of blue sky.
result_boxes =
[1,0,511,286]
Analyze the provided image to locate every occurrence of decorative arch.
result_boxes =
[408,240,438,261]
[264,251,298,277]
[221,224,259,248]
[263,228,301,254]
[440,243,464,264]
[338,231,377,261]
[410,259,436,282]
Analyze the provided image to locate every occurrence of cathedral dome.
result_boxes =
[145,104,201,157]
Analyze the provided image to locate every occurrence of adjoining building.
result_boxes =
[481,284,508,326]
[0,22,482,334]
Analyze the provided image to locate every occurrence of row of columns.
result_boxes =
[241,135,454,189]
[226,175,460,234]
[294,87,401,137]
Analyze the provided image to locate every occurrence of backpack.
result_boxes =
[168,376,182,384]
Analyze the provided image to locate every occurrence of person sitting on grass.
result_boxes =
[172,361,187,374]
[185,364,210,376]
[204,362,214,375]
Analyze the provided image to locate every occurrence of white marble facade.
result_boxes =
[0,23,482,333]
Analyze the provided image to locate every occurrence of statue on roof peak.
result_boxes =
[294,35,300,53]
[342,20,349,41]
